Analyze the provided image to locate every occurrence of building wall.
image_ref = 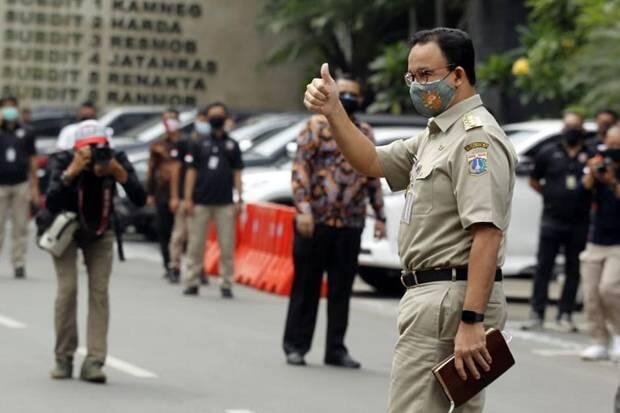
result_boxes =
[0,0,307,110]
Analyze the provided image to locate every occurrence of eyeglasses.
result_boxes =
[404,65,455,86]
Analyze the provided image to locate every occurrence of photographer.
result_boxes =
[580,124,620,362]
[45,121,145,383]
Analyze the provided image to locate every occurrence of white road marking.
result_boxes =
[77,348,158,378]
[0,314,27,329]
[504,328,584,351]
[532,349,583,357]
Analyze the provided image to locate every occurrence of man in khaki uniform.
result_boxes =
[303,28,517,412]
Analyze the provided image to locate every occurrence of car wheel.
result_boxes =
[358,266,405,296]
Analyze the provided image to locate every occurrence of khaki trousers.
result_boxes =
[184,204,235,289]
[388,281,508,413]
[53,232,114,363]
[169,201,188,271]
[0,182,30,268]
[580,243,620,344]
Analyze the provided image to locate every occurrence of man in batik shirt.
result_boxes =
[282,75,386,369]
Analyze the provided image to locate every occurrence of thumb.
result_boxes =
[320,63,334,83]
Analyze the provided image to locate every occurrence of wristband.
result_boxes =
[461,310,485,324]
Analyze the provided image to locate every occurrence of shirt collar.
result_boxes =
[429,94,483,133]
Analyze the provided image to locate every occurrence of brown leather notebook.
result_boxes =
[432,328,515,411]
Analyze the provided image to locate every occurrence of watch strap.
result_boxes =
[461,310,484,324]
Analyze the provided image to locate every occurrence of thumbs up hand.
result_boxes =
[304,63,340,116]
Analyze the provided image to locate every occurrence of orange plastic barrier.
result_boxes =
[203,202,327,296]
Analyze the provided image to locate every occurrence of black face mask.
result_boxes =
[564,128,585,147]
[339,93,360,115]
[209,116,226,130]
[604,148,620,162]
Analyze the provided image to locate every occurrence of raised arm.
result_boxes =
[304,63,384,178]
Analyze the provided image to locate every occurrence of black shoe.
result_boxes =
[14,267,25,279]
[554,313,579,333]
[201,273,210,285]
[325,353,361,369]
[169,269,180,284]
[183,286,199,296]
[220,287,233,299]
[286,352,306,366]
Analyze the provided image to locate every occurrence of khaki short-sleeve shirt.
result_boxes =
[376,95,517,271]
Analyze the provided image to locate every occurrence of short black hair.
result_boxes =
[1,96,19,106]
[80,101,96,109]
[164,107,180,117]
[596,108,619,120]
[410,27,476,85]
[201,102,229,117]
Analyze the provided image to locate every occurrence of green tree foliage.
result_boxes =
[366,41,411,114]
[259,0,412,79]
[479,0,620,114]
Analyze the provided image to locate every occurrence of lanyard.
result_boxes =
[77,177,113,236]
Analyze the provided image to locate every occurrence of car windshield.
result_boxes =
[243,121,306,160]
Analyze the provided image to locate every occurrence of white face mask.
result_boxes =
[164,119,181,132]
[194,121,212,136]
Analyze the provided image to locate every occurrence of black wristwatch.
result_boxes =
[461,310,485,324]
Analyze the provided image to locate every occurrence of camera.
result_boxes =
[91,144,114,166]
[596,158,611,174]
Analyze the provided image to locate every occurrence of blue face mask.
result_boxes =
[2,106,19,122]
[409,73,456,118]
[195,121,211,136]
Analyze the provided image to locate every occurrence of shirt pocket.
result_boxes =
[412,165,434,216]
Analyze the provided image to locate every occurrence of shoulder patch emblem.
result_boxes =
[463,113,483,131]
[464,142,489,151]
[466,149,488,175]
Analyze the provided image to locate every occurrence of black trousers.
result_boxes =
[155,201,174,270]
[283,224,362,358]
[531,222,589,317]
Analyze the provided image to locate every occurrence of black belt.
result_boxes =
[400,267,503,288]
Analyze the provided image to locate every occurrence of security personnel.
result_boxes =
[167,117,209,284]
[304,28,517,413]
[146,108,183,279]
[0,96,39,279]
[182,103,243,298]
[523,111,592,332]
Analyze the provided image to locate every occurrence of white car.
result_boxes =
[242,126,426,204]
[357,119,598,293]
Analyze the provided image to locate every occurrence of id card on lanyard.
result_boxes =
[5,147,16,163]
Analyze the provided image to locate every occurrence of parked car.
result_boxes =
[241,114,427,168]
[356,119,598,293]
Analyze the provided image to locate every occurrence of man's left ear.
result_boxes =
[453,67,464,87]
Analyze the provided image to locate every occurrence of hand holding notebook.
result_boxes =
[433,328,515,412]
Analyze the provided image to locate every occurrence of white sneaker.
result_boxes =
[581,344,609,361]
[610,336,620,362]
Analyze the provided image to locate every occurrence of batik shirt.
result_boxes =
[292,115,386,228]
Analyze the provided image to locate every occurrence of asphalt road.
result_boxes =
[0,237,618,413]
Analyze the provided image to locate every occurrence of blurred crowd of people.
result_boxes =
[522,108,620,364]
